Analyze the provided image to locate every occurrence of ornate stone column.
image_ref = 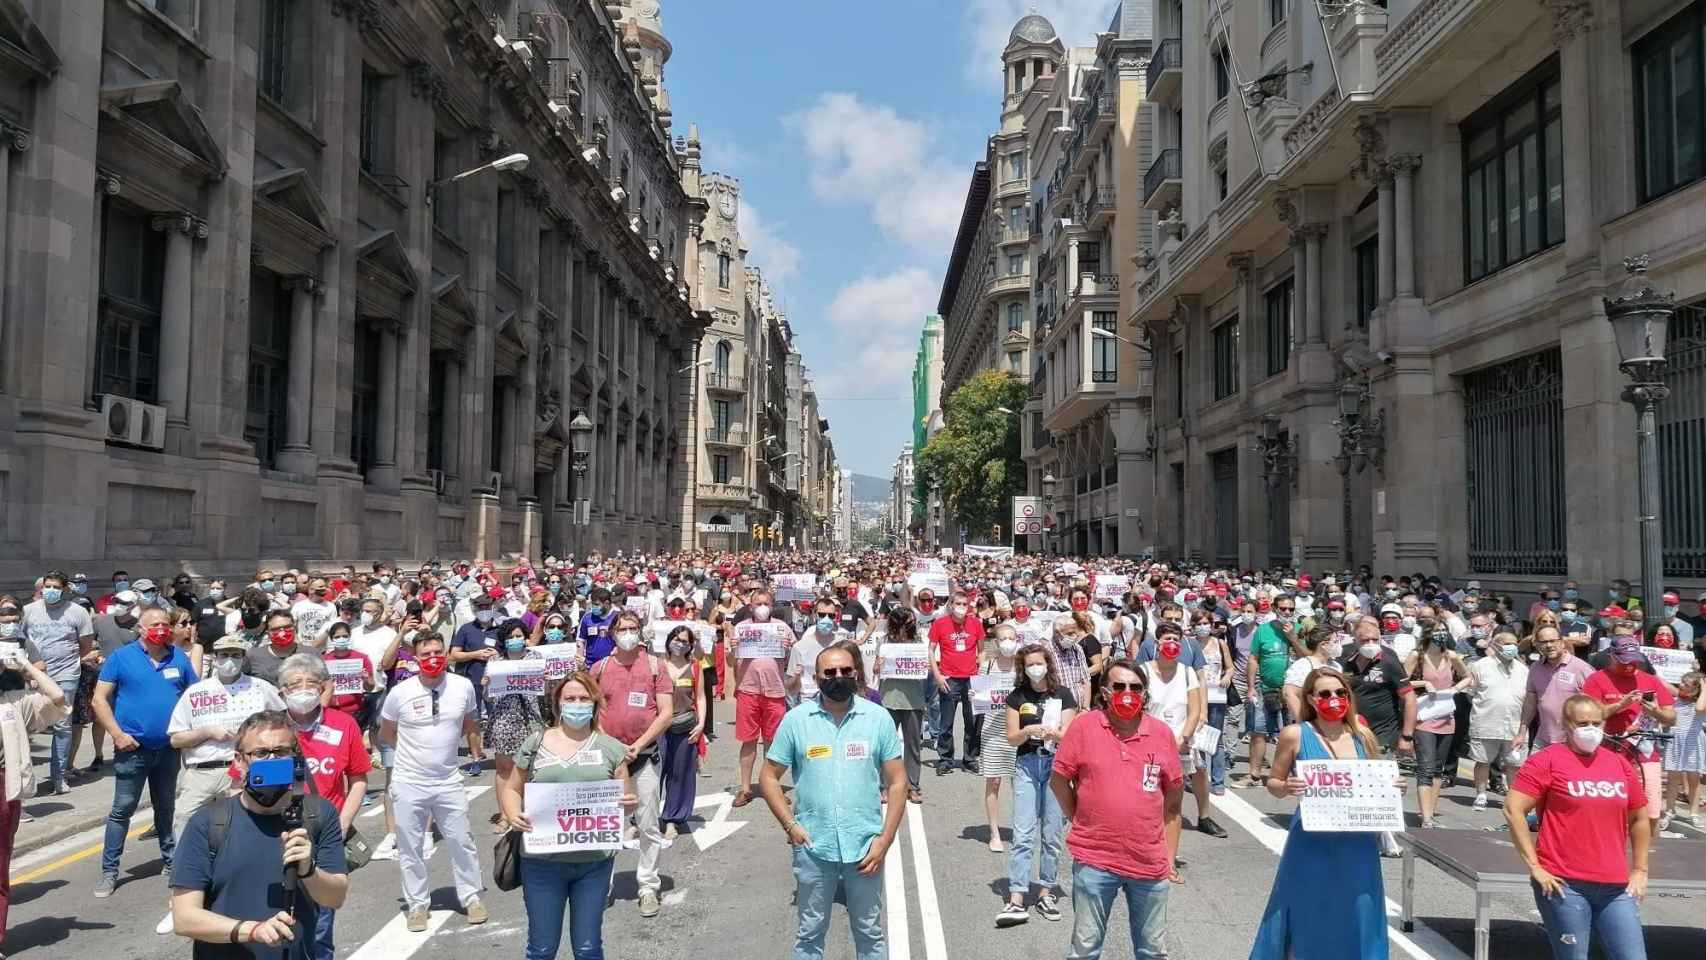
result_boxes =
[151,213,208,430]
[1390,154,1421,299]
[373,319,400,485]
[1376,163,1395,304]
[1301,223,1328,343]
[0,121,30,393]
[277,275,322,475]
[441,349,463,484]
[1547,0,1598,273]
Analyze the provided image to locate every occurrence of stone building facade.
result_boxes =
[0,0,710,583]
[1130,0,1706,595]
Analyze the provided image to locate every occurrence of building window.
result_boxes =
[350,324,381,475]
[1091,313,1118,383]
[1269,0,1287,28]
[711,399,731,440]
[1462,57,1563,283]
[245,277,291,469]
[1264,277,1293,377]
[1172,347,1185,418]
[1009,206,1025,232]
[1212,317,1239,399]
[258,0,296,107]
[717,253,731,289]
[427,352,448,473]
[1464,349,1565,574]
[1214,165,1228,201]
[495,187,516,278]
[1354,237,1378,328]
[142,0,198,34]
[359,67,391,175]
[714,340,733,381]
[1008,153,1026,180]
[1635,3,1705,202]
[712,454,730,484]
[95,204,166,403]
[1212,43,1230,102]
[1007,302,1023,332]
[1007,252,1025,275]
[1009,351,1023,373]
[1661,301,1706,576]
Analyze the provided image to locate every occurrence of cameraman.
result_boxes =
[171,710,347,958]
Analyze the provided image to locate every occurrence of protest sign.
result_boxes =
[906,571,951,597]
[971,672,1015,716]
[880,642,930,680]
[486,658,549,697]
[522,779,626,854]
[624,596,649,614]
[911,557,947,574]
[772,573,818,603]
[735,621,788,659]
[184,682,275,733]
[1295,759,1405,832]
[1190,724,1221,755]
[532,642,581,680]
[1642,646,1695,685]
[649,620,696,654]
[1093,575,1131,603]
[326,657,366,696]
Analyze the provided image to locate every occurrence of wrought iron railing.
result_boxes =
[1661,301,1706,577]
[1147,39,1181,93]
[1464,350,1566,575]
[1144,148,1181,202]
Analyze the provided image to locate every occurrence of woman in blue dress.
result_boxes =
[1250,667,1404,960]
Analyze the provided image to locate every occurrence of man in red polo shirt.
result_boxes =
[928,588,985,775]
[591,613,675,919]
[1051,659,1182,959]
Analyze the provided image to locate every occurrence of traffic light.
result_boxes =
[752,524,766,542]
[991,524,1002,541]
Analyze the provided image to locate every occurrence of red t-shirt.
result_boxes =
[1581,668,1676,740]
[591,652,674,746]
[1513,743,1645,884]
[297,708,372,812]
[928,615,985,679]
[1052,712,1183,881]
[323,649,373,716]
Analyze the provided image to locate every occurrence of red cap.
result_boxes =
[1599,604,1630,621]
[1213,583,1229,597]
[1326,598,1345,610]
[1297,575,1313,588]
[1663,591,1681,605]
[487,586,506,599]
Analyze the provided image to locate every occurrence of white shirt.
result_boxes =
[1284,654,1342,690]
[167,675,285,765]
[350,624,397,688]
[1468,656,1529,741]
[291,599,339,645]
[1141,660,1200,740]
[381,673,477,787]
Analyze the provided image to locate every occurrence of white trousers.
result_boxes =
[633,757,663,895]
[391,780,484,911]
[174,764,235,837]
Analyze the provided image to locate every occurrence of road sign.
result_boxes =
[1012,496,1044,535]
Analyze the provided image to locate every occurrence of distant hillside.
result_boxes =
[852,473,889,502]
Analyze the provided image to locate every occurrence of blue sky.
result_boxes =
[661,0,1120,477]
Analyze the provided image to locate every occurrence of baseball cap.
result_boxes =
[1465,580,1482,592]
[1662,590,1680,605]
[71,573,88,584]
[1599,604,1630,621]
[210,634,249,653]
[112,590,139,606]
[1610,635,1644,663]
[133,577,158,591]
[1379,602,1403,618]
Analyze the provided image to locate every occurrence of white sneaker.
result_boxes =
[155,910,175,935]
[371,833,398,861]
[421,836,438,860]
[1472,792,1488,809]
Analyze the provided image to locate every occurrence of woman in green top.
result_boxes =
[498,670,637,960]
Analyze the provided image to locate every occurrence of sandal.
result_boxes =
[731,789,754,808]
[908,789,924,804]
[1168,870,1185,884]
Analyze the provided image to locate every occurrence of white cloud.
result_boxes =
[738,201,802,287]
[812,267,938,399]
[698,134,752,173]
[785,93,968,255]
[963,0,1121,87]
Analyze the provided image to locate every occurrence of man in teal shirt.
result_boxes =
[1243,598,1297,785]
[761,640,906,960]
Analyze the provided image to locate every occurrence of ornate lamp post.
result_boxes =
[568,412,593,527]
[1332,378,1386,475]
[1604,256,1674,631]
[1252,415,1298,489]
[1041,471,1058,555]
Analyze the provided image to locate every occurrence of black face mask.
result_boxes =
[243,776,292,807]
[819,676,857,703]
[241,608,264,629]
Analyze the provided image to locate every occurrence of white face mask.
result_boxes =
[1358,642,1382,660]
[214,659,244,683]
[359,612,375,627]
[1025,663,1048,683]
[952,604,968,618]
[752,604,771,621]
[1320,639,1343,659]
[285,690,321,714]
[998,639,1020,657]
[1569,724,1604,753]
[615,631,641,652]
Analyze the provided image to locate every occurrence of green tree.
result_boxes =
[914,370,1029,542]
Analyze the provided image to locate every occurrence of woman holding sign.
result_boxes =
[659,625,703,840]
[1249,668,1395,960]
[874,606,928,804]
[499,671,637,960]
[484,620,546,822]
[977,625,1021,852]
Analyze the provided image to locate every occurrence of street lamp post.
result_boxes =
[1604,256,1675,631]
[1041,471,1058,556]
[568,413,593,529]
[425,153,529,204]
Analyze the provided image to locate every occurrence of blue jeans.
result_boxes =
[48,711,72,786]
[1008,751,1063,899]
[1531,879,1647,960]
[311,906,335,960]
[921,678,939,738]
[1245,690,1287,736]
[791,845,885,960]
[1206,702,1229,790]
[520,854,616,960]
[1067,862,1170,959]
[101,746,179,877]
[935,676,980,762]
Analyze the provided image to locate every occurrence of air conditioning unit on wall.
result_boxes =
[101,395,166,450]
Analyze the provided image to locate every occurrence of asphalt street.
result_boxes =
[6,708,1703,959]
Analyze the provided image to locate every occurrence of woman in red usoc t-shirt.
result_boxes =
[1503,694,1650,960]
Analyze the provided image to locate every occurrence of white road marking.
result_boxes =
[688,790,749,851]
[10,821,115,874]
[904,802,949,960]
[883,828,910,960]
[1213,790,1470,960]
[345,908,455,959]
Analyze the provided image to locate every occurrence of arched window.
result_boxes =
[714,341,733,380]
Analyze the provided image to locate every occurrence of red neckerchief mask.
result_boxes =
[1159,638,1183,660]
[919,600,936,613]
[142,624,174,649]
[1014,605,1030,621]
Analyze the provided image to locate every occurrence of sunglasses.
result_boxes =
[243,746,295,761]
[1107,681,1145,693]
[818,667,857,679]
[1312,689,1348,699]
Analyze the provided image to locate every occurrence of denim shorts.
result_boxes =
[1245,691,1287,736]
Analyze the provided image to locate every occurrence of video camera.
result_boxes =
[247,756,312,908]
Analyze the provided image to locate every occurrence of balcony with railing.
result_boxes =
[705,371,743,393]
[1080,186,1115,231]
[1000,227,1030,246]
[1143,147,1182,212]
[987,270,1031,297]
[697,481,750,504]
[1082,93,1116,142]
[705,424,747,446]
[1147,39,1182,103]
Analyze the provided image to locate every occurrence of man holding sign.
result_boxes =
[589,611,673,919]
[167,635,285,841]
[732,590,792,810]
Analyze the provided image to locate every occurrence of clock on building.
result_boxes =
[718,192,736,220]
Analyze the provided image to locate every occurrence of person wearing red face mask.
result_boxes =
[243,610,301,687]
[1049,661,1182,956]
[1249,669,1397,960]
[1582,635,1677,833]
[1141,626,1226,849]
[90,607,196,900]
[929,589,987,776]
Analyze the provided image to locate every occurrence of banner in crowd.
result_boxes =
[1093,575,1131,602]
[970,672,1014,715]
[532,642,580,680]
[911,558,947,574]
[522,779,626,854]
[772,573,818,602]
[184,683,276,732]
[735,621,788,659]
[962,545,1013,558]
[649,620,697,654]
[486,658,549,697]
[1642,646,1695,684]
[880,642,930,680]
[906,571,951,596]
[326,658,365,696]
[1295,759,1405,832]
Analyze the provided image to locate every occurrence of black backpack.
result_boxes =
[205,789,328,868]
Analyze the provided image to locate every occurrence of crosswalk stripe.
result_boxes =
[904,802,949,960]
[345,908,455,959]
[883,825,910,960]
